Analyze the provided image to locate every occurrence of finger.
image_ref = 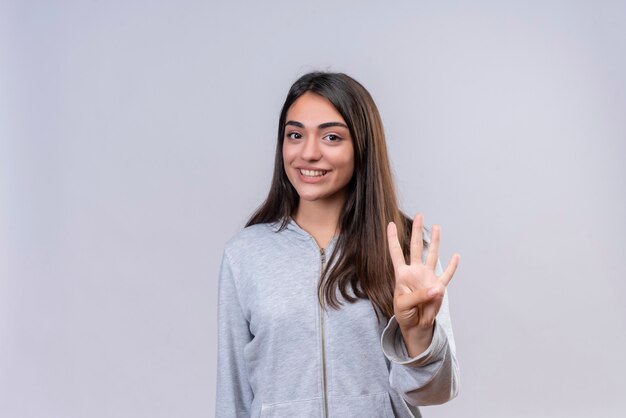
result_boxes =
[425,224,440,270]
[439,253,460,287]
[387,222,406,271]
[409,212,424,265]
[395,286,442,312]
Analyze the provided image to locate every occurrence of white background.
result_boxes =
[1,1,625,417]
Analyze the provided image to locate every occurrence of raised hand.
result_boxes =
[387,213,460,356]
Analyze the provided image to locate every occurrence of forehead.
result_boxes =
[286,92,346,124]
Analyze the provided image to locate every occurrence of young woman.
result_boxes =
[216,71,460,418]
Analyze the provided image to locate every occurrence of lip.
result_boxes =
[296,167,329,184]
[296,166,331,171]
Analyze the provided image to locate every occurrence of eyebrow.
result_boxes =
[285,120,349,130]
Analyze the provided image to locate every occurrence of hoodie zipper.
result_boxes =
[319,247,329,418]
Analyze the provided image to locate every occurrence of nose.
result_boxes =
[300,136,322,161]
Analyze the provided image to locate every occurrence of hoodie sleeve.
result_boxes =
[215,250,254,417]
[380,257,460,406]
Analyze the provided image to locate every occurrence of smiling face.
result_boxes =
[282,92,355,205]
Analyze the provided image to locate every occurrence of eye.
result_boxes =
[286,132,302,140]
[324,134,342,142]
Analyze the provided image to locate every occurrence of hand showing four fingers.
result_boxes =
[387,213,460,357]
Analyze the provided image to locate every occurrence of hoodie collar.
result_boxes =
[272,217,339,252]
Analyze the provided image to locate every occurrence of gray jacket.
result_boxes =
[216,218,459,417]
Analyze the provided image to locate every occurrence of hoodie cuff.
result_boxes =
[381,315,448,368]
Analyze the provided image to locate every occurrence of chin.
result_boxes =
[296,192,327,202]
[296,187,347,203]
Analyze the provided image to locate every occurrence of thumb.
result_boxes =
[395,286,441,312]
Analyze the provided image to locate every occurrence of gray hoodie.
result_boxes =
[216,218,459,418]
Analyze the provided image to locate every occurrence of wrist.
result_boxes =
[399,323,435,358]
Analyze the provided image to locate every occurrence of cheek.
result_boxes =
[282,143,298,182]
[344,148,355,180]
[346,159,355,178]
[282,142,296,163]
[335,146,354,174]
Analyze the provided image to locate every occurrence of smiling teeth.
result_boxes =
[300,169,327,177]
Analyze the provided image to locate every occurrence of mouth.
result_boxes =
[299,168,329,178]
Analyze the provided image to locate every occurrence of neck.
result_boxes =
[293,193,345,248]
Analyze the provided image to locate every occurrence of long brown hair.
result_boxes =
[246,71,426,322]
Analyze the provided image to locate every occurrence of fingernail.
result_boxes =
[427,288,438,297]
